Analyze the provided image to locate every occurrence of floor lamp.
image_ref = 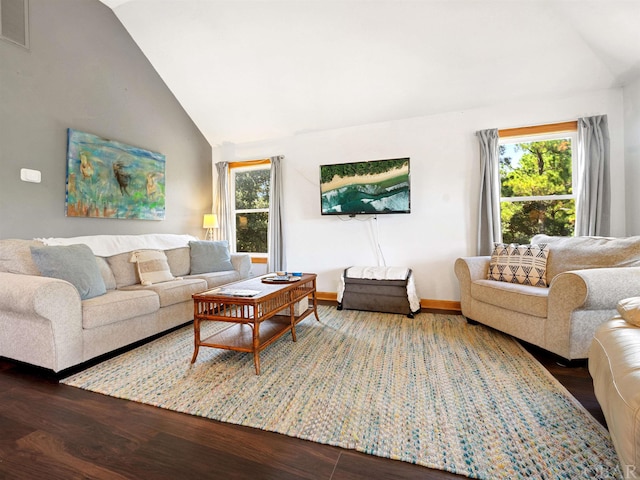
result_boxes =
[203,213,218,241]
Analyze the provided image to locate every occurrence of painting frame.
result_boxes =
[65,129,166,220]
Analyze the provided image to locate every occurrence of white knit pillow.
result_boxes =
[487,243,549,287]
[129,250,178,286]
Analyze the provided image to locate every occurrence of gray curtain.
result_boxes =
[575,115,611,236]
[214,161,235,248]
[476,128,501,255]
[268,155,286,271]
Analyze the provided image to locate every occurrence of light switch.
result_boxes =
[20,168,41,183]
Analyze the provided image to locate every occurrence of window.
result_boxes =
[230,160,270,254]
[498,123,577,244]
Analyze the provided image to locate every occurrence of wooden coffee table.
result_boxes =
[190,273,319,374]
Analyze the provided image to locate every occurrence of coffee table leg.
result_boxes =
[253,353,261,375]
[190,317,200,364]
[312,291,320,321]
[253,322,261,375]
[290,313,297,342]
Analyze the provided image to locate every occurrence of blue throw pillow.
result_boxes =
[189,240,234,274]
[30,244,107,300]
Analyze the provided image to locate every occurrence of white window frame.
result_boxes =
[229,162,271,256]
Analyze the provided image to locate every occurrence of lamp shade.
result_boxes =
[203,214,219,229]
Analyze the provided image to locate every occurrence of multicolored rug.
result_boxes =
[62,306,622,479]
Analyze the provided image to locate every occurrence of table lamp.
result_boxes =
[203,213,218,241]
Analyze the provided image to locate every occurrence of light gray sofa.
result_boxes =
[454,235,640,361]
[0,234,251,372]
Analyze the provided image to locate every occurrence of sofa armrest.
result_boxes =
[454,256,490,318]
[0,272,83,370]
[455,256,491,281]
[549,267,640,312]
[456,255,491,282]
[454,256,490,283]
[230,253,251,279]
[545,267,640,359]
[0,272,81,315]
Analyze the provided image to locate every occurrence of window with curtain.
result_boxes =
[477,117,609,254]
[229,160,271,255]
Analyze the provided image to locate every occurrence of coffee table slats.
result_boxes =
[199,317,292,352]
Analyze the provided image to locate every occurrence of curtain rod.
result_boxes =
[227,156,285,169]
[228,158,271,169]
[499,121,578,138]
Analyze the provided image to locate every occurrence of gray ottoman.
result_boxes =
[338,267,417,318]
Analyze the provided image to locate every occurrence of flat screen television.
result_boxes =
[320,157,410,216]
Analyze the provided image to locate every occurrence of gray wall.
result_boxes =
[0,0,212,240]
[624,76,640,236]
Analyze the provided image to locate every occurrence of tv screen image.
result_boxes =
[320,157,410,216]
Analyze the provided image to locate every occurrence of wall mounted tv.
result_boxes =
[320,157,410,216]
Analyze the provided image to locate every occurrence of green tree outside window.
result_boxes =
[499,138,575,244]
[233,167,270,253]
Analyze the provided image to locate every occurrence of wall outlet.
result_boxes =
[20,168,41,183]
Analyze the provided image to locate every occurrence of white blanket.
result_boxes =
[36,234,198,257]
[344,266,410,280]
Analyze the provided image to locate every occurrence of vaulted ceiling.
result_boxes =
[99,0,640,146]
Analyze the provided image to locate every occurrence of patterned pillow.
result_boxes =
[487,243,550,287]
[129,250,179,286]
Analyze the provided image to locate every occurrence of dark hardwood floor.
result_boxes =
[0,312,605,480]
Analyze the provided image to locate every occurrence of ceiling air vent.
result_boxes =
[1,0,29,49]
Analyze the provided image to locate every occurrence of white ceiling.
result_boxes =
[99,0,640,146]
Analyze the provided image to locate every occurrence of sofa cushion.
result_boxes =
[471,279,549,318]
[187,270,243,289]
[189,240,234,274]
[30,244,107,300]
[121,278,207,307]
[0,239,44,275]
[129,250,177,286]
[532,235,640,281]
[82,289,160,329]
[165,247,191,277]
[106,251,139,288]
[616,297,640,327]
[95,257,116,290]
[487,243,549,287]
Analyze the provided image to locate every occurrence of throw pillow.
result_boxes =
[95,256,117,290]
[129,250,177,286]
[30,244,107,300]
[189,240,234,274]
[487,242,549,287]
[165,247,191,277]
[617,297,640,327]
[106,251,139,288]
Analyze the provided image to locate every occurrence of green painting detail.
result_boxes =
[65,129,166,220]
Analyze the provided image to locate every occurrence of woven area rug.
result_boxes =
[62,306,621,479]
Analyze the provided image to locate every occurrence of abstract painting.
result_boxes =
[65,129,166,220]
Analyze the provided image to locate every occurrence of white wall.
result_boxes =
[214,89,625,303]
[624,77,640,235]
